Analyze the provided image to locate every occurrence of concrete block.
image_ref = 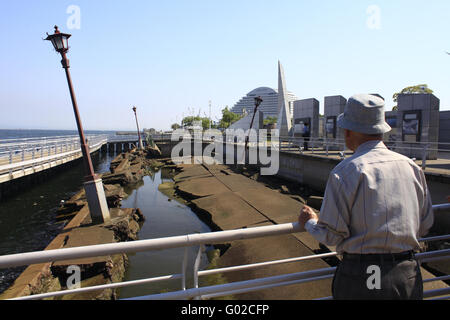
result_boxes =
[412,94,430,110]
[325,95,346,106]
[422,110,440,128]
[84,178,110,224]
[324,96,337,106]
[430,94,440,110]
[429,126,439,138]
[385,110,397,118]
[439,111,450,120]
[398,95,413,111]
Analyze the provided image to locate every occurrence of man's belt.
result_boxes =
[343,251,415,262]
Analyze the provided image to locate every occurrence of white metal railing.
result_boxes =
[106,135,140,143]
[106,134,173,143]
[1,203,449,300]
[0,135,108,178]
[0,135,108,163]
[0,133,175,180]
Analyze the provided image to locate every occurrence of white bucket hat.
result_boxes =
[337,94,391,134]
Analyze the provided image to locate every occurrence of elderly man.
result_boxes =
[299,94,434,300]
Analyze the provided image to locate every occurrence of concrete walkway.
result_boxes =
[175,163,332,299]
[174,163,449,300]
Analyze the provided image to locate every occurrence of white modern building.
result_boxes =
[231,87,299,119]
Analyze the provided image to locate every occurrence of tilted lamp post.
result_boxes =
[132,106,144,150]
[45,26,110,224]
[244,96,263,151]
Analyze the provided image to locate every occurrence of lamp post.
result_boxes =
[45,26,110,224]
[244,96,263,151]
[132,106,144,150]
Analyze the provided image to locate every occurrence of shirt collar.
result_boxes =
[354,140,387,155]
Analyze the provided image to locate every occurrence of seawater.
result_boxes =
[0,129,213,298]
[118,170,212,299]
[0,129,115,140]
[0,129,114,293]
[0,151,115,293]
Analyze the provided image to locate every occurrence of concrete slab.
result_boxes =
[176,176,231,198]
[192,193,269,230]
[213,174,268,193]
[52,226,116,267]
[234,188,302,225]
[202,163,236,176]
[173,165,212,182]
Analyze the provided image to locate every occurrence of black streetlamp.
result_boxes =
[45,26,110,223]
[244,96,263,151]
[132,106,144,150]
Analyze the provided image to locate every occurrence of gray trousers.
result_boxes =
[332,254,423,300]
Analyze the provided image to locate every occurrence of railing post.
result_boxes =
[193,245,204,300]
[181,247,188,292]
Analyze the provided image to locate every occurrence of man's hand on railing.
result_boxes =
[299,205,318,230]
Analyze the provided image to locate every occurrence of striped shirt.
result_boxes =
[305,140,434,254]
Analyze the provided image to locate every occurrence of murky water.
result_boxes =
[0,151,115,293]
[0,150,213,298]
[118,170,212,299]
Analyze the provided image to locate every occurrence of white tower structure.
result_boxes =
[276,61,293,137]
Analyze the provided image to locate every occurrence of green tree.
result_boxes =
[392,84,434,109]
[218,106,243,129]
[181,116,212,130]
[263,116,277,126]
[171,123,181,130]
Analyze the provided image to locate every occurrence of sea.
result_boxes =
[0,129,116,140]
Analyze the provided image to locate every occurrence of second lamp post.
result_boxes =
[132,106,144,150]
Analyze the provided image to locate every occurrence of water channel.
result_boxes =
[0,151,115,293]
[118,170,211,299]
[0,150,212,297]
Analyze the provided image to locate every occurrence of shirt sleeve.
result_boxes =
[305,172,351,246]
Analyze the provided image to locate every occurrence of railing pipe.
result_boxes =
[1,204,450,270]
[125,267,337,301]
[0,222,302,269]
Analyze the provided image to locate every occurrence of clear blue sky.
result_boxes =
[0,1,449,131]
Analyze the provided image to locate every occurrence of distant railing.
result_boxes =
[0,135,108,178]
[0,133,175,179]
[1,203,449,301]
[277,136,450,170]
[107,135,140,143]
